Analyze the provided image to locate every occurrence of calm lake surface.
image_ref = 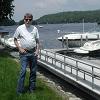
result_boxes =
[0,23,97,49]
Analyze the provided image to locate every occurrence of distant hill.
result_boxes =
[36,10,100,24]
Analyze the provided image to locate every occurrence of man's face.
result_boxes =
[24,16,33,27]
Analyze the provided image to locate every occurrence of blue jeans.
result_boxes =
[17,52,37,93]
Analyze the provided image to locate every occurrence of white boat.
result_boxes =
[0,36,20,49]
[74,40,100,54]
[38,25,43,28]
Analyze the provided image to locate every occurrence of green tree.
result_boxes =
[0,0,15,25]
[0,0,14,19]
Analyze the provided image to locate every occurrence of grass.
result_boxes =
[0,51,64,100]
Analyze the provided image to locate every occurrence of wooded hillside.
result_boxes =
[36,10,100,24]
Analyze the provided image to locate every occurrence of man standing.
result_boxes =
[13,13,40,94]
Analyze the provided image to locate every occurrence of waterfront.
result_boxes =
[0,23,97,49]
[0,23,100,100]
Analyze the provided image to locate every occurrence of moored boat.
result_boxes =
[0,37,20,49]
[74,40,100,54]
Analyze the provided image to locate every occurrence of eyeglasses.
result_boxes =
[25,18,32,21]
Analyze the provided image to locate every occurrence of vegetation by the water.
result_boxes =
[0,51,64,100]
[36,10,100,24]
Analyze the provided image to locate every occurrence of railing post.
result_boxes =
[84,72,86,80]
[54,52,56,67]
[64,56,66,72]
[92,66,94,89]
[52,56,53,64]
[45,51,47,61]
[47,51,48,62]
[62,36,64,48]
[71,66,72,74]
[76,61,78,80]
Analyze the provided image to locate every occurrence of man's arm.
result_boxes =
[35,38,40,56]
[14,38,26,53]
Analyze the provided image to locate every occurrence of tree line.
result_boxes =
[36,10,100,24]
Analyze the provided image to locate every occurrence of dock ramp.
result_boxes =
[38,49,100,100]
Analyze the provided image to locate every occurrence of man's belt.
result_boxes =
[26,47,36,53]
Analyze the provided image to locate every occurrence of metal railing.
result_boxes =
[39,49,100,90]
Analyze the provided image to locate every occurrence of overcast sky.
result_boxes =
[13,0,100,21]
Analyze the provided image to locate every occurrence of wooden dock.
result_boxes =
[38,49,100,100]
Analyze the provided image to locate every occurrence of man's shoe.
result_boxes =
[28,87,36,93]
[29,89,34,93]
[17,90,25,95]
[17,92,23,96]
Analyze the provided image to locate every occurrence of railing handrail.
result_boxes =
[39,49,100,90]
[42,49,100,70]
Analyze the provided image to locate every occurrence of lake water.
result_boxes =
[0,23,97,49]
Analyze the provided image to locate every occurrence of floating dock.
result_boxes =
[38,49,100,100]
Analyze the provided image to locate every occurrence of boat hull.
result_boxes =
[74,40,100,54]
[0,37,20,50]
[60,39,97,47]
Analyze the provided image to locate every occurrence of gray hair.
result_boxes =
[24,13,33,19]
